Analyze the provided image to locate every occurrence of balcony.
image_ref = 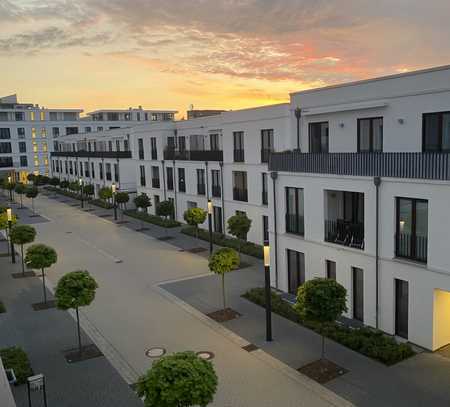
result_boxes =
[212,185,221,198]
[51,151,132,159]
[233,188,248,202]
[396,233,427,263]
[163,148,223,161]
[269,152,450,181]
[325,220,364,250]
[197,183,206,195]
[285,214,304,236]
[234,149,245,162]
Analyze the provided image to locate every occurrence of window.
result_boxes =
[154,194,160,208]
[42,142,47,152]
[178,168,186,192]
[107,113,119,121]
[97,126,103,132]
[69,161,73,175]
[49,112,58,121]
[287,249,305,295]
[326,260,336,280]
[65,127,78,135]
[15,112,24,121]
[167,167,174,190]
[168,197,175,219]
[79,162,83,176]
[262,215,269,242]
[358,117,383,152]
[116,140,120,151]
[0,157,13,167]
[20,156,28,167]
[211,170,221,197]
[40,111,45,121]
[41,128,47,138]
[31,128,36,139]
[74,161,78,176]
[138,138,144,159]
[152,113,158,121]
[285,187,304,235]
[233,131,245,162]
[65,161,68,174]
[352,267,364,322]
[137,112,141,121]
[309,122,329,153]
[52,127,59,137]
[151,137,157,160]
[108,140,113,151]
[262,173,268,205]
[99,163,104,180]
[145,113,149,121]
[210,134,220,151]
[213,206,223,233]
[105,163,111,180]
[423,111,450,151]
[261,129,274,163]
[139,165,146,186]
[91,162,95,178]
[152,166,160,188]
[0,142,12,153]
[114,163,119,182]
[187,201,197,209]
[178,136,186,152]
[19,141,26,153]
[30,111,35,121]
[396,197,428,263]
[85,126,92,133]
[124,139,129,151]
[17,128,25,138]
[233,171,248,202]
[190,135,204,151]
[0,128,11,139]
[197,169,205,195]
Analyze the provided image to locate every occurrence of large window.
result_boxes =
[138,138,144,159]
[0,142,12,153]
[178,168,186,192]
[20,156,28,167]
[139,165,146,186]
[261,129,274,163]
[211,170,221,197]
[210,134,220,151]
[309,122,329,153]
[352,267,364,322]
[423,111,450,151]
[0,128,11,139]
[285,187,304,235]
[287,249,305,295]
[197,169,205,195]
[152,166,160,188]
[99,163,104,180]
[396,197,428,263]
[262,173,268,205]
[358,117,383,152]
[0,157,13,167]
[213,206,223,233]
[114,163,119,182]
[18,141,26,153]
[326,260,336,280]
[151,137,157,160]
[233,131,245,162]
[105,163,112,180]
[232,171,248,202]
[167,167,174,190]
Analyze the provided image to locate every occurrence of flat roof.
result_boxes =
[87,109,178,115]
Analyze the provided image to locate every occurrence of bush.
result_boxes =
[124,210,180,228]
[0,347,33,384]
[90,198,114,209]
[181,226,263,259]
[243,287,415,365]
[0,301,5,313]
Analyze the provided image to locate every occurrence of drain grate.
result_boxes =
[242,343,259,352]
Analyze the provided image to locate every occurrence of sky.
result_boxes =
[1,0,450,118]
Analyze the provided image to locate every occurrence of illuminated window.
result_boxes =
[31,128,36,138]
[44,158,49,165]
[33,170,39,176]
[34,159,39,166]
[41,128,47,138]
[40,111,45,121]
[30,112,35,121]
[42,142,48,152]
[33,144,38,152]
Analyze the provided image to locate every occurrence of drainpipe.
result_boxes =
[219,161,225,234]
[173,159,177,220]
[161,160,166,201]
[205,161,209,200]
[271,171,279,288]
[294,107,302,151]
[374,176,381,329]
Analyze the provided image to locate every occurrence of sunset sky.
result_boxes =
[1,0,450,118]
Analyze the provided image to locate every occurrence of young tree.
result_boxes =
[134,193,151,230]
[55,270,98,357]
[10,225,36,276]
[25,185,39,215]
[294,278,347,359]
[0,210,17,255]
[98,186,112,204]
[184,207,207,238]
[115,192,129,220]
[83,184,95,209]
[156,200,174,221]
[26,173,36,184]
[69,181,80,193]
[208,248,240,310]
[137,351,218,407]
[49,177,60,188]
[5,180,15,202]
[25,244,57,305]
[60,180,69,190]
[14,183,26,208]
[227,213,252,260]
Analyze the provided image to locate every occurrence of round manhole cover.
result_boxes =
[145,347,166,358]
[196,351,214,361]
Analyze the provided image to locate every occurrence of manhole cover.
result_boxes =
[196,351,214,361]
[145,347,166,358]
[242,343,258,352]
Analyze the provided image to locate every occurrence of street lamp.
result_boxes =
[207,199,213,255]
[264,240,272,341]
[7,208,15,264]
[7,175,12,202]
[112,183,118,221]
[79,178,84,209]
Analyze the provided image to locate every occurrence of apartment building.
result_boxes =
[269,65,450,350]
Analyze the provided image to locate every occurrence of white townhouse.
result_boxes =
[269,65,450,351]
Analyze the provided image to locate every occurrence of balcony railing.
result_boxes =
[197,183,206,195]
[261,149,272,163]
[234,149,245,162]
[163,148,223,161]
[212,185,221,198]
[325,220,364,250]
[269,152,450,181]
[152,178,160,189]
[285,214,304,236]
[51,151,132,159]
[396,233,427,263]
[233,188,248,202]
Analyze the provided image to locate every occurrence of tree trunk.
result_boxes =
[32,198,35,214]
[42,268,47,304]
[76,307,82,356]
[20,194,23,209]
[222,273,226,310]
[321,328,325,360]
[195,225,199,239]
[21,244,25,275]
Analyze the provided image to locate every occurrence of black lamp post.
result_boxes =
[207,199,213,255]
[264,239,272,341]
[7,208,15,264]
[112,183,118,221]
[294,107,301,151]
[79,178,84,209]
[7,175,12,202]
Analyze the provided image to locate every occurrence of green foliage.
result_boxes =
[25,244,57,270]
[83,184,95,197]
[68,181,80,192]
[49,177,60,187]
[25,185,38,199]
[124,210,180,228]
[10,225,36,245]
[156,200,174,218]
[134,193,151,210]
[0,301,5,313]
[183,207,207,228]
[0,212,17,230]
[14,183,26,195]
[35,175,50,186]
[209,248,239,275]
[294,278,347,324]
[55,270,98,310]
[0,347,33,384]
[137,351,218,407]
[227,213,252,241]
[99,186,113,201]
[90,198,114,209]
[27,173,36,183]
[60,180,69,190]
[115,191,129,206]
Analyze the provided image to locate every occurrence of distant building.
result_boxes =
[187,110,226,120]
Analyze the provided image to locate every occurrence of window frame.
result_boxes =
[422,111,450,152]
[308,121,329,153]
[357,117,383,152]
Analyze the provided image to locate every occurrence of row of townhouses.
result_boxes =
[5,65,450,351]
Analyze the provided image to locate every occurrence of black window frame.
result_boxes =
[211,169,221,197]
[262,172,268,205]
[262,215,269,242]
[151,166,160,188]
[233,131,245,162]
[308,122,329,153]
[352,267,364,322]
[151,137,158,160]
[197,168,206,195]
[213,206,223,233]
[422,111,450,152]
[178,168,186,192]
[287,249,305,295]
[357,117,383,152]
[326,260,336,280]
[285,187,304,236]
[138,138,144,160]
[210,134,220,151]
[166,167,174,190]
[261,129,274,163]
[139,165,146,186]
[232,171,248,202]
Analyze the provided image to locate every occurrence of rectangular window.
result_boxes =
[105,163,112,180]
[108,141,113,152]
[423,111,450,151]
[167,167,174,190]
[116,140,120,151]
[178,136,186,152]
[0,128,11,139]
[85,126,92,133]
[152,166,160,188]
[52,127,59,137]
[18,141,27,153]
[190,135,204,151]
[213,206,223,233]
[0,157,13,167]
[262,173,268,205]
[197,169,206,195]
[154,194,160,208]
[232,171,248,202]
[69,161,73,175]
[65,161,68,174]
[287,249,305,295]
[40,111,45,121]
[396,197,428,263]
[395,279,409,339]
[91,162,95,178]
[285,187,304,235]
[211,169,221,197]
[326,260,336,280]
[151,137,157,160]
[261,129,274,163]
[210,134,220,151]
[138,138,144,159]
[20,156,28,167]
[99,163,104,180]
[233,131,245,162]
[139,165,146,186]
[187,201,197,209]
[358,117,383,152]
[352,267,364,322]
[309,122,329,153]
[168,197,175,219]
[178,168,186,192]
[0,142,12,153]
[30,111,35,121]
[263,215,269,242]
[114,163,119,182]
[65,127,78,135]
[15,112,24,121]
[124,139,129,151]
[17,128,25,138]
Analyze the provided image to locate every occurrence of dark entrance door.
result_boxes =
[395,279,409,339]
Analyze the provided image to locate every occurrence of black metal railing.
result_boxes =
[233,188,248,202]
[324,219,364,250]
[269,152,450,181]
[396,233,427,263]
[163,148,223,161]
[152,178,160,189]
[212,185,221,198]
[261,149,272,163]
[285,214,304,236]
[197,184,206,195]
[51,151,132,159]
[233,149,245,162]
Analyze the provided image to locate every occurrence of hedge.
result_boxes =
[45,187,114,209]
[45,186,82,200]
[243,287,415,365]
[0,301,5,313]
[90,199,114,209]
[124,210,181,228]
[0,347,33,384]
[181,226,263,259]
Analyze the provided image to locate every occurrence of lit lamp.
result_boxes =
[263,240,272,341]
[7,208,15,264]
[207,199,213,255]
[111,183,117,221]
[7,175,12,202]
[399,220,405,232]
[78,178,84,209]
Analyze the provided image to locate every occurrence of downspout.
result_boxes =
[173,159,177,220]
[219,161,225,234]
[374,176,381,329]
[271,171,279,288]
[294,107,302,151]
[161,160,166,201]
[205,161,209,200]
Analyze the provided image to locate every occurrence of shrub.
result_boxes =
[183,207,207,238]
[99,186,112,202]
[227,213,252,259]
[0,301,5,313]
[124,210,180,228]
[0,347,33,384]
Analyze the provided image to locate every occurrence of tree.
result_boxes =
[137,351,218,407]
[25,185,39,214]
[227,213,252,260]
[68,181,80,193]
[0,211,17,255]
[134,193,151,230]
[60,180,69,190]
[27,174,36,184]
[25,244,57,305]
[98,186,112,203]
[156,200,174,220]
[184,207,207,238]
[10,225,36,276]
[5,180,15,201]
[115,192,129,220]
[208,248,240,310]
[55,270,98,357]
[83,184,95,209]
[294,278,347,359]
[14,183,26,208]
[49,177,60,188]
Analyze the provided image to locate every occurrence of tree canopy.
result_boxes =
[25,244,57,270]
[10,225,36,245]
[99,186,112,201]
[25,185,38,199]
[55,270,98,310]
[115,191,129,205]
[209,248,240,275]
[184,207,207,228]
[134,193,151,210]
[227,213,252,241]
[156,200,174,218]
[14,183,26,195]
[49,177,60,187]
[83,184,95,196]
